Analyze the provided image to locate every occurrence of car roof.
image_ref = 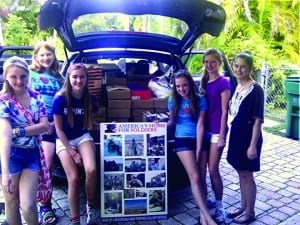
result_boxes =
[38,0,226,55]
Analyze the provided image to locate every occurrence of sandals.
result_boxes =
[233,212,256,224]
[227,207,245,218]
[39,206,57,225]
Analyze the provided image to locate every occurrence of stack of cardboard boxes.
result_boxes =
[153,98,168,113]
[86,64,103,101]
[131,99,154,122]
[107,85,132,122]
[131,97,169,122]
[86,62,170,123]
[86,64,106,123]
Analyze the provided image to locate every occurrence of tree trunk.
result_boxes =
[243,0,256,23]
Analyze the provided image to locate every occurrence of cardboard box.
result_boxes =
[86,64,103,77]
[107,108,131,118]
[153,97,168,108]
[106,77,127,86]
[132,108,154,117]
[86,64,104,97]
[108,100,131,109]
[131,88,152,100]
[132,99,154,109]
[107,85,131,100]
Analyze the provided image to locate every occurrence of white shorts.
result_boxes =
[210,133,220,144]
[56,132,94,154]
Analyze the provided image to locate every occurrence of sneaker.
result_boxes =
[86,204,98,225]
[207,199,216,208]
[215,208,226,224]
[39,206,57,225]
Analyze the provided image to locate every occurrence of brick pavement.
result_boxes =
[0,130,299,225]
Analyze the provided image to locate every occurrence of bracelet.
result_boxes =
[19,127,25,137]
[12,127,19,138]
[12,127,25,137]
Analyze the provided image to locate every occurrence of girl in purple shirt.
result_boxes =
[198,49,231,223]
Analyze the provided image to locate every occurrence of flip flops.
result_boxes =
[233,212,256,224]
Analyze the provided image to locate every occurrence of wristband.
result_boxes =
[19,127,25,137]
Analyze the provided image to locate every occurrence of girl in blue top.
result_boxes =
[52,63,98,225]
[167,70,217,225]
[0,56,49,225]
[30,41,63,225]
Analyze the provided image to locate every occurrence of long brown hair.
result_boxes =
[201,48,223,91]
[171,69,199,121]
[56,63,93,129]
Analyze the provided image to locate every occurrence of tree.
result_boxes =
[0,0,299,68]
[3,14,31,45]
[199,0,300,67]
[1,0,53,46]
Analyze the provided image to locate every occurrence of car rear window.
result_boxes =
[72,13,188,40]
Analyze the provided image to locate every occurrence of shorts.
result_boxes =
[42,133,55,143]
[56,132,94,154]
[42,120,56,143]
[173,137,196,152]
[0,146,40,175]
[202,132,220,151]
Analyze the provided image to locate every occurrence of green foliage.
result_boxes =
[3,14,31,45]
[203,0,300,68]
[182,54,204,75]
[1,0,299,68]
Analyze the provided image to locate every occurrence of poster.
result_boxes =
[100,122,168,222]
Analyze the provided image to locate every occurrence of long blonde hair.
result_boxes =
[1,56,29,96]
[201,48,223,91]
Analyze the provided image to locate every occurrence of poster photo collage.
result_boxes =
[100,122,168,222]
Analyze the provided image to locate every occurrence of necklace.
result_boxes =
[230,82,255,116]
[236,80,254,96]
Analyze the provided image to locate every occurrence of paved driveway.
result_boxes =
[0,130,299,225]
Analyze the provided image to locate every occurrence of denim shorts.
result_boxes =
[42,132,55,143]
[56,132,94,154]
[174,137,196,152]
[0,146,40,175]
